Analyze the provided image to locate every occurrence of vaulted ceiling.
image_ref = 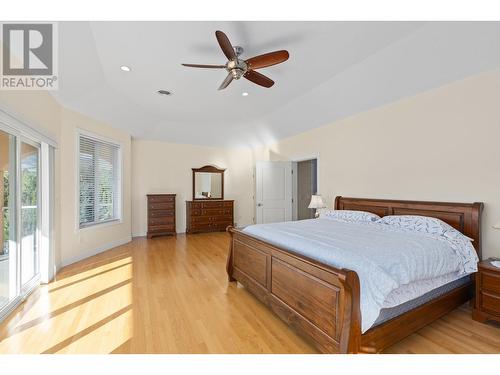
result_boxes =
[50,21,500,146]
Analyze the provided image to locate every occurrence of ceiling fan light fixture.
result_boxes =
[182,30,288,91]
[120,65,131,72]
[242,92,249,97]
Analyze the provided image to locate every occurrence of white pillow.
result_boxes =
[376,215,473,241]
[376,215,478,274]
[319,209,381,223]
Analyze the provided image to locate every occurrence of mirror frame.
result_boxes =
[192,165,225,201]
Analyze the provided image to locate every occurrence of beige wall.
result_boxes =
[266,68,500,259]
[58,108,131,266]
[0,90,131,268]
[131,140,256,236]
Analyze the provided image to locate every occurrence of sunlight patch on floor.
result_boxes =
[0,254,133,354]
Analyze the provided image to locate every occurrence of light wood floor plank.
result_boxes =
[1,233,499,354]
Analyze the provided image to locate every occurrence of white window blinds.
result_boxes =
[79,134,121,228]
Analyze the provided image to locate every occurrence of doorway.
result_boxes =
[293,159,317,220]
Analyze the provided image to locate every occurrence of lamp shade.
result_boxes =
[308,194,325,209]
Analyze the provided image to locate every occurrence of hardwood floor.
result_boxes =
[0,233,499,354]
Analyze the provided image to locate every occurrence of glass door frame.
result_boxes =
[19,137,41,294]
[0,126,17,312]
[0,115,52,322]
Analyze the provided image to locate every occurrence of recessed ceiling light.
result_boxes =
[242,92,249,96]
[120,65,131,72]
[157,89,173,96]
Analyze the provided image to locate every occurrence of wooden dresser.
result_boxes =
[147,194,176,238]
[186,200,234,234]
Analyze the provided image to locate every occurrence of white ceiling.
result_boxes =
[51,21,500,147]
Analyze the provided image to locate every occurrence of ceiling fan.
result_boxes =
[182,30,289,90]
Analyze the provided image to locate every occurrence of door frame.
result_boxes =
[19,136,42,293]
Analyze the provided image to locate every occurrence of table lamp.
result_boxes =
[308,194,326,218]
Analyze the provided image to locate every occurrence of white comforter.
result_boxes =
[242,219,477,332]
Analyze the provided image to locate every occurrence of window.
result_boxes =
[78,133,121,228]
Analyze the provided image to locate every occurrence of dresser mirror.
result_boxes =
[192,165,225,200]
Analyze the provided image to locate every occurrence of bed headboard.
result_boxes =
[334,196,484,258]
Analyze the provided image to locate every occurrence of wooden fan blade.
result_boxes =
[244,70,274,88]
[246,50,289,70]
[218,73,234,90]
[182,63,226,69]
[215,30,236,60]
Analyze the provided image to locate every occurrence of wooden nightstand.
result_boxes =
[473,259,500,324]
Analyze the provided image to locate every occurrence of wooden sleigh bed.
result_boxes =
[226,197,483,353]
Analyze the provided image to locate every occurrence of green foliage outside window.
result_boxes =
[1,164,38,256]
[21,167,37,238]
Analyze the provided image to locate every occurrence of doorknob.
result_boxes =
[257,203,263,207]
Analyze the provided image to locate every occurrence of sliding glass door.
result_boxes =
[0,126,41,318]
[20,141,40,289]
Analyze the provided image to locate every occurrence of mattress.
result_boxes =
[382,272,463,308]
[242,218,478,332]
[372,275,471,328]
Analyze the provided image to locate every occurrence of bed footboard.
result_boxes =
[226,226,362,353]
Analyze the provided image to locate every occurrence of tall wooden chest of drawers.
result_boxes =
[186,200,234,234]
[147,194,176,238]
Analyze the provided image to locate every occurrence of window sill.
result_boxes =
[78,219,122,232]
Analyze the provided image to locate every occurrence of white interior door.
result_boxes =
[255,161,292,224]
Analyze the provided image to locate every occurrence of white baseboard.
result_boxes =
[60,236,132,268]
[132,231,186,238]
